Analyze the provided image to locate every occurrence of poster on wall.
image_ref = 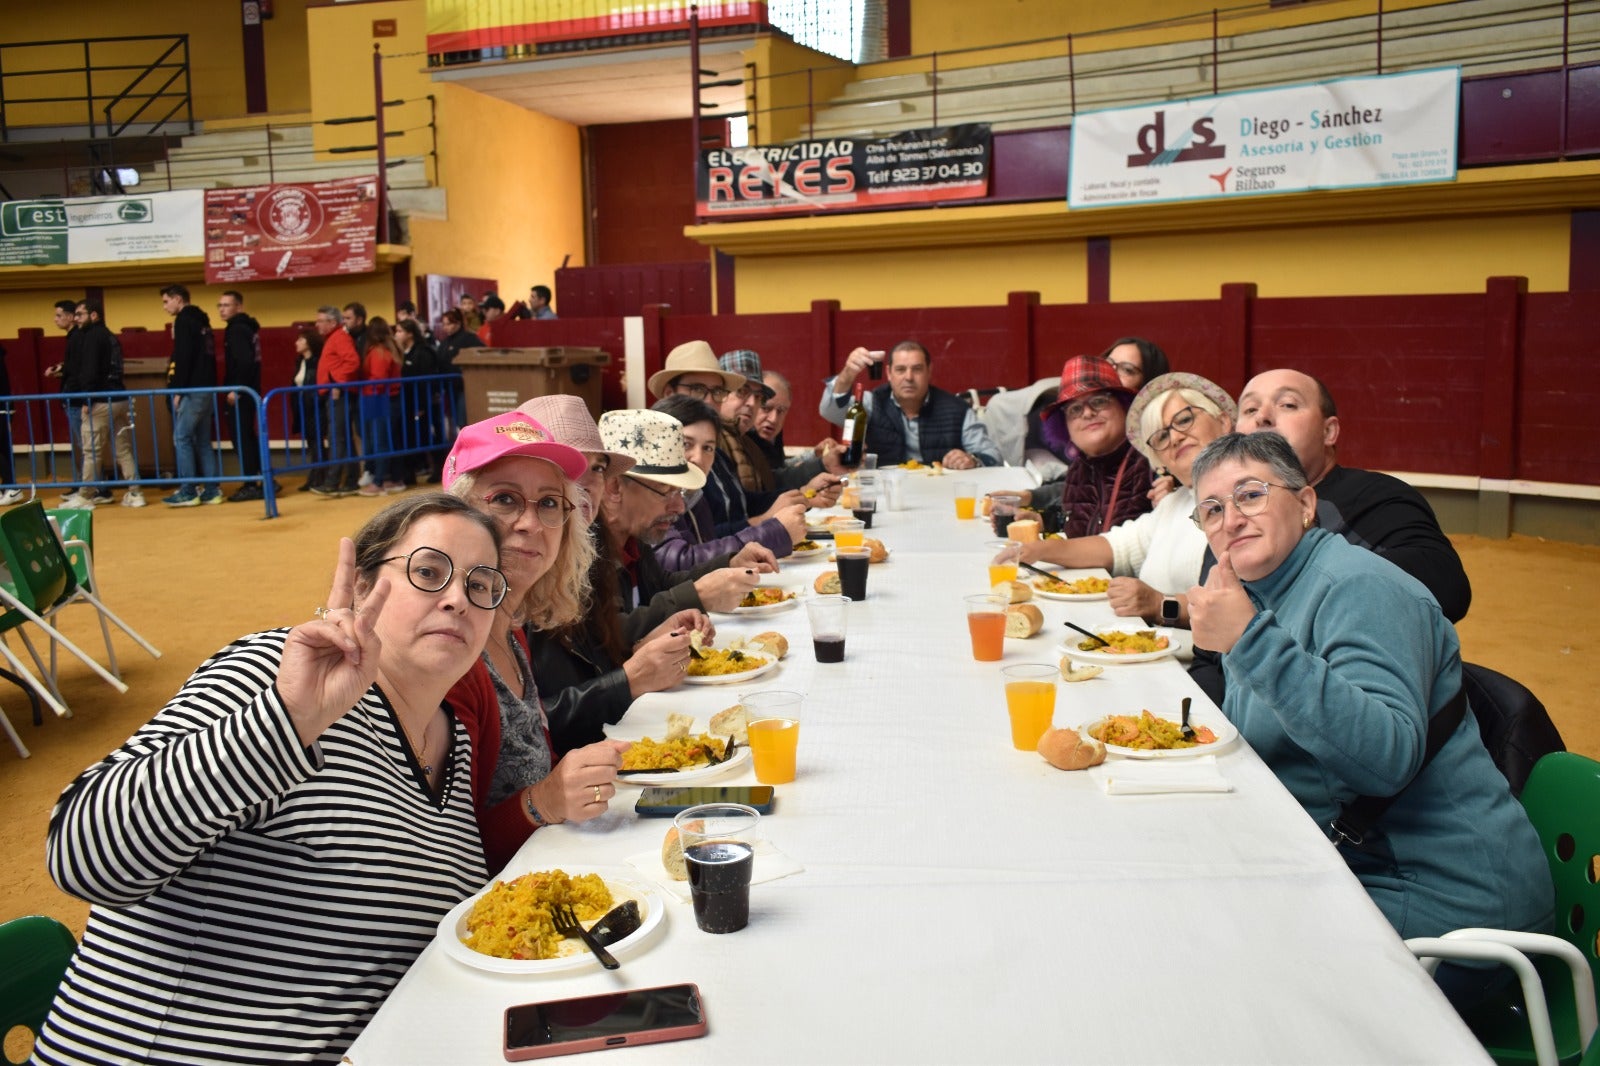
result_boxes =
[0,190,202,267]
[1068,68,1459,209]
[696,124,992,218]
[204,176,378,285]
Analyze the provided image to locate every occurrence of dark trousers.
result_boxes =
[227,393,262,477]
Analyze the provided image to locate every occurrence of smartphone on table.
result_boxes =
[504,983,707,1060]
[635,785,774,817]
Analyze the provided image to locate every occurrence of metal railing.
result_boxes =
[1,375,465,519]
[0,34,193,141]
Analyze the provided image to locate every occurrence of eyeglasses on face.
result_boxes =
[1108,357,1141,378]
[376,546,508,609]
[1146,405,1202,452]
[1065,393,1116,422]
[1191,480,1292,531]
[629,476,685,501]
[480,487,576,529]
[672,381,731,404]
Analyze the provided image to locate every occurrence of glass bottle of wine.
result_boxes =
[840,381,867,467]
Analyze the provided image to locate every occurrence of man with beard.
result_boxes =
[820,340,1001,469]
[160,284,222,506]
[218,290,275,501]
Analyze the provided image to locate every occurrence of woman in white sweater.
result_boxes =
[35,494,505,1066]
[1020,372,1236,628]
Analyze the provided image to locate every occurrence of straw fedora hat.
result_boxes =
[646,340,746,400]
[598,409,708,490]
[517,394,636,478]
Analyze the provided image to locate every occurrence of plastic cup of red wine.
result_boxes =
[836,547,870,602]
[806,593,850,662]
[675,804,762,934]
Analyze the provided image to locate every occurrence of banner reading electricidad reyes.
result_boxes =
[697,124,991,218]
[1068,68,1459,209]
[0,190,203,267]
[204,176,378,285]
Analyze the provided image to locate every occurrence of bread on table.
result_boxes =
[992,579,1032,604]
[863,537,888,563]
[710,703,749,743]
[814,571,841,594]
[1004,603,1043,638]
[750,631,789,659]
[1058,659,1105,683]
[1037,728,1107,770]
[662,826,689,880]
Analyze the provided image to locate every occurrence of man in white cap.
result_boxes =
[598,409,774,616]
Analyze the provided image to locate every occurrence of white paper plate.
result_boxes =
[1031,581,1109,602]
[437,870,665,974]
[611,743,753,786]
[1079,713,1239,760]
[682,655,778,686]
[788,544,829,561]
[1057,627,1178,665]
[716,592,801,617]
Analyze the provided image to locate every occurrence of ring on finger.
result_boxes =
[592,785,602,804]
[314,606,332,620]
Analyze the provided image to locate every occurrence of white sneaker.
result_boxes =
[358,470,375,488]
[59,495,95,510]
[121,488,146,508]
[0,488,24,506]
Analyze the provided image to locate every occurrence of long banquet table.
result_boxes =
[348,467,1488,1065]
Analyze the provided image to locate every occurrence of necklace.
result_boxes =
[395,709,436,777]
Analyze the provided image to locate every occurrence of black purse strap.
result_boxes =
[1327,686,1467,849]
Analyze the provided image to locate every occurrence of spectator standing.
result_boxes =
[357,317,406,496]
[0,342,23,505]
[218,291,271,502]
[436,308,481,437]
[528,284,557,320]
[342,302,369,356]
[395,318,442,484]
[71,301,144,509]
[395,300,431,339]
[476,294,504,344]
[312,305,361,498]
[457,293,484,331]
[292,326,327,493]
[160,283,222,506]
[53,298,107,504]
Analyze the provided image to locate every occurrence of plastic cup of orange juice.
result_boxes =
[1002,664,1057,750]
[742,690,802,784]
[964,593,1008,662]
[952,481,977,520]
[832,518,865,551]
[986,540,1020,587]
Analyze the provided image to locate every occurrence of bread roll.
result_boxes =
[863,537,888,563]
[840,486,860,509]
[1004,603,1043,638]
[751,631,789,659]
[710,703,749,743]
[814,570,841,594]
[1037,728,1107,770]
[662,825,692,880]
[991,579,1031,604]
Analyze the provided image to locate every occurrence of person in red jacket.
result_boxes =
[312,304,362,497]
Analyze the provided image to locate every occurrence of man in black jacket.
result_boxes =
[70,301,144,508]
[218,291,273,502]
[160,283,221,506]
[52,298,109,504]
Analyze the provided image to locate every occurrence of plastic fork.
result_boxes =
[1180,697,1197,742]
[551,904,619,970]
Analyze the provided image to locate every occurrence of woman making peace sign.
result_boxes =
[36,494,505,1066]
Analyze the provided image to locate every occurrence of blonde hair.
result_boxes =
[1134,387,1229,465]
[448,471,595,630]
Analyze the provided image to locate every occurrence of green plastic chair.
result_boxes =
[0,914,77,1058]
[1411,752,1600,1066]
[42,507,161,686]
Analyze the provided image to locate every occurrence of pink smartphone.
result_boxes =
[503,983,707,1060]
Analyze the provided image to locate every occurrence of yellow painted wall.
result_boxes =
[0,0,311,125]
[1110,213,1571,300]
[750,38,856,144]
[306,0,435,160]
[733,239,1088,313]
[406,83,586,297]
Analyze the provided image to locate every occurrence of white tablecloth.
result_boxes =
[348,467,1487,1065]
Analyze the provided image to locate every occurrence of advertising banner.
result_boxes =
[204,176,378,285]
[0,190,202,267]
[1068,68,1459,209]
[697,124,991,218]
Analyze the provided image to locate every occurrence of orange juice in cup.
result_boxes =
[833,518,865,551]
[964,594,1008,662]
[986,539,1020,586]
[952,481,977,519]
[1002,665,1057,750]
[743,691,803,784]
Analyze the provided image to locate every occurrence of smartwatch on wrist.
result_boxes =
[1159,596,1181,625]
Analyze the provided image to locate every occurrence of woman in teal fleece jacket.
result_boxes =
[1186,432,1552,1010]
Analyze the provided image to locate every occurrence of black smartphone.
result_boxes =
[635,785,774,817]
[504,983,707,1060]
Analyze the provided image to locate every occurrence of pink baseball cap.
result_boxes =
[442,411,588,488]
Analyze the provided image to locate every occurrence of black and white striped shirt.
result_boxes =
[34,630,487,1066]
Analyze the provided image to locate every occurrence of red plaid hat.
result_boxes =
[1043,355,1133,415]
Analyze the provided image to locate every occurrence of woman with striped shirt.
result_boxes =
[35,494,506,1065]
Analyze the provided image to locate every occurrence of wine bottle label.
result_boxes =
[843,415,858,440]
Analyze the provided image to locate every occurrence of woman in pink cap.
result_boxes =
[441,410,633,872]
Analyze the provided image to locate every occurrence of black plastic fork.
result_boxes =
[551,904,619,970]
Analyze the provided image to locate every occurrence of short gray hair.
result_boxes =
[316,305,340,322]
[1190,432,1309,494]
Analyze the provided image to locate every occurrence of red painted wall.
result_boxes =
[587,119,704,265]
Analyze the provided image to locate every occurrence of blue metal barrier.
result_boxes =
[1,374,464,518]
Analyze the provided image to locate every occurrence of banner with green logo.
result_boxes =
[0,190,203,266]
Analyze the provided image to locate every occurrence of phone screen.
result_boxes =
[505,984,704,1051]
[635,785,774,816]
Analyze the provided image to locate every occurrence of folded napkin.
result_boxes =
[1089,755,1232,795]
[626,839,805,902]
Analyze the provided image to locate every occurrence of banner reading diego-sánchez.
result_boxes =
[204,176,378,285]
[697,124,991,218]
[1068,68,1459,209]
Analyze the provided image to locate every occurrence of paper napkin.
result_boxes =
[1089,754,1233,795]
